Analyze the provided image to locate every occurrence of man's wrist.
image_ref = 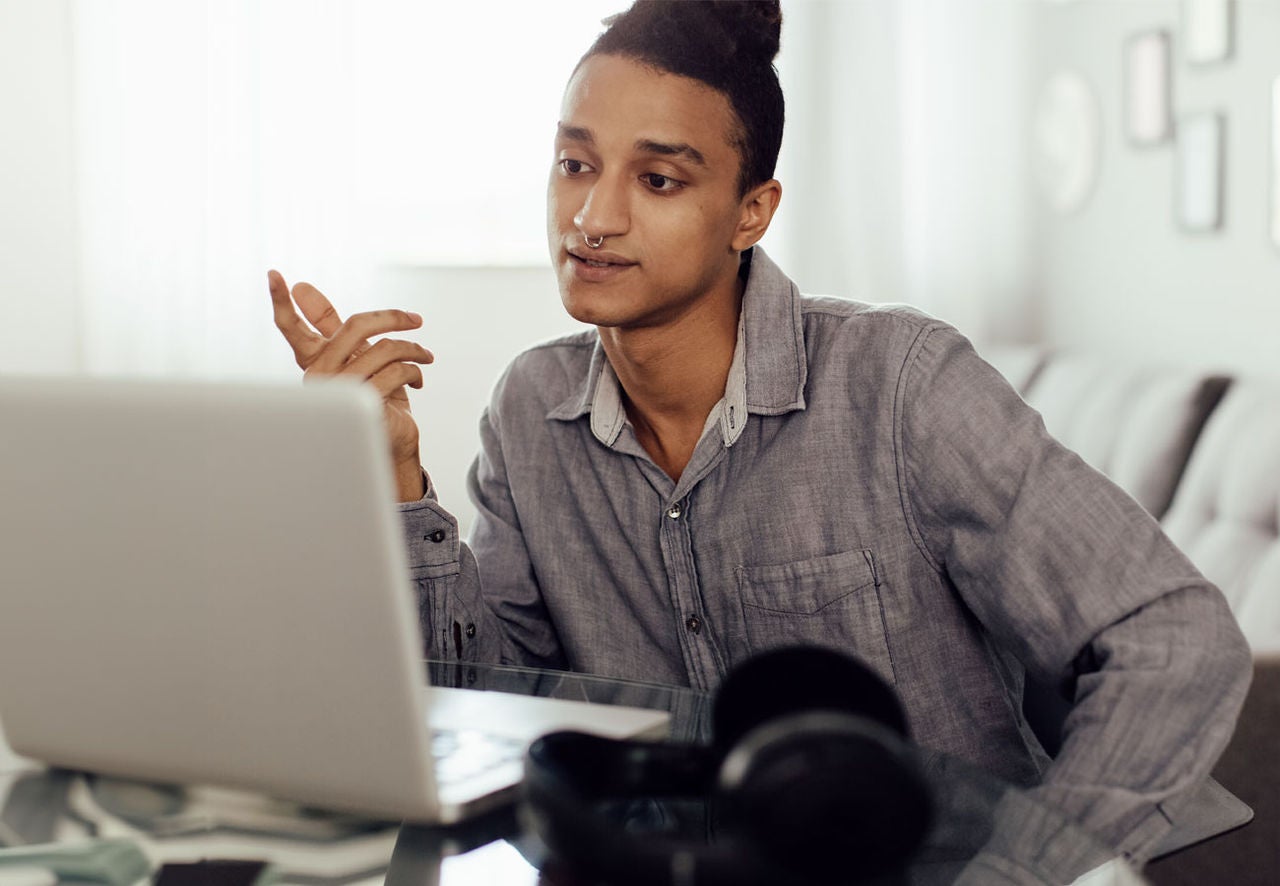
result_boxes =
[393,460,426,502]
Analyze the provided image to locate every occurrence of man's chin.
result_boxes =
[560,297,622,329]
[558,282,630,329]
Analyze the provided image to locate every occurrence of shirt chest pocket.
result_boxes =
[734,548,896,686]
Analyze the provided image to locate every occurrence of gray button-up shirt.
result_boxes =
[399,248,1250,860]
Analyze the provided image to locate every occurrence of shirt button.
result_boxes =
[426,529,447,543]
[685,615,702,634]
[666,504,682,520]
[465,623,476,639]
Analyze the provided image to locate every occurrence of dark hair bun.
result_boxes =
[710,0,782,63]
[600,1,782,67]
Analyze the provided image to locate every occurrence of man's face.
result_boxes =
[547,54,750,329]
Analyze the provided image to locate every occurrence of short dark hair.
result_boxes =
[581,0,784,196]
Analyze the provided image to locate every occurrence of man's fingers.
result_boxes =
[268,271,425,378]
[367,361,425,397]
[341,339,435,380]
[292,282,345,338]
[309,310,425,373]
[267,270,323,363]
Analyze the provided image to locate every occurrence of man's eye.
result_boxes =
[559,159,590,175]
[642,173,682,192]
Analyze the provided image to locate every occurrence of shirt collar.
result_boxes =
[546,247,808,444]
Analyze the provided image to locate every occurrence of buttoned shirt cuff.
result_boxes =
[960,790,1151,884]
[397,471,462,580]
[1020,784,1178,869]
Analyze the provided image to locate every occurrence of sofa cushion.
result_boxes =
[1022,354,1228,519]
[1162,382,1280,655]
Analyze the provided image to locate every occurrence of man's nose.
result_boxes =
[574,174,630,241]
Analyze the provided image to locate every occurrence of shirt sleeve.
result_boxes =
[897,323,1252,862]
[396,470,500,663]
[397,405,567,669]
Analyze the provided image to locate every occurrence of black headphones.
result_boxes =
[523,647,933,886]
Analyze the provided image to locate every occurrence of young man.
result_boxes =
[267,0,1248,866]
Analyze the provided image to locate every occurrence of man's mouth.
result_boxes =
[567,248,637,269]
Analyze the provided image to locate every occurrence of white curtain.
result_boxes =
[769,0,907,304]
[71,0,625,379]
[771,0,1034,343]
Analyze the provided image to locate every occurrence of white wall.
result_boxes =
[0,0,79,373]
[1027,0,1280,380]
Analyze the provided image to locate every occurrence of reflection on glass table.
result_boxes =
[0,661,1143,886]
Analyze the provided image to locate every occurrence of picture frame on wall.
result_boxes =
[1183,0,1234,65]
[1177,112,1225,233]
[1125,30,1172,147]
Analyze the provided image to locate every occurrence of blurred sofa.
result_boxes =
[984,346,1280,884]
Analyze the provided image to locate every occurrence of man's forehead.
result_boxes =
[558,55,737,162]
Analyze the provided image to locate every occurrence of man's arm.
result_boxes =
[265,269,505,664]
[398,392,567,669]
[266,271,566,666]
[397,471,508,663]
[897,324,1251,862]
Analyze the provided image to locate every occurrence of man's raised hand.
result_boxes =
[267,269,434,501]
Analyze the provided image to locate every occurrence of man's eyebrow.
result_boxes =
[635,139,707,167]
[555,125,708,168]
[556,124,595,145]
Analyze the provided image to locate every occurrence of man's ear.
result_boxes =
[731,179,782,252]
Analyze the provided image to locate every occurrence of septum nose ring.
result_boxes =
[584,234,605,249]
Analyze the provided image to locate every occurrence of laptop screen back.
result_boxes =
[0,377,440,819]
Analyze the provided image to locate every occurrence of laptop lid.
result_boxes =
[0,376,442,820]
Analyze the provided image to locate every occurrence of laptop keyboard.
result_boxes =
[430,729,525,788]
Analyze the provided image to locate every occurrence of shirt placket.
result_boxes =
[656,493,724,692]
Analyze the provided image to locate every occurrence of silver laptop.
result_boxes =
[0,376,667,824]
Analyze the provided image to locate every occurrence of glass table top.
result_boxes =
[0,661,1143,886]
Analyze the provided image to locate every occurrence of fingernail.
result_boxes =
[408,312,423,323]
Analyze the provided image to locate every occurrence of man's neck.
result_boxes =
[598,272,745,482]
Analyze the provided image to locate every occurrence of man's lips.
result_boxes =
[565,247,637,284]
[566,247,637,268]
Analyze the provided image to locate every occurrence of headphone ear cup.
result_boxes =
[716,712,933,884]
[524,731,728,886]
[712,646,909,755]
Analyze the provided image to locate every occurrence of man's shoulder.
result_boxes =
[506,327,596,373]
[799,293,945,333]
[796,294,957,371]
[489,327,599,413]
